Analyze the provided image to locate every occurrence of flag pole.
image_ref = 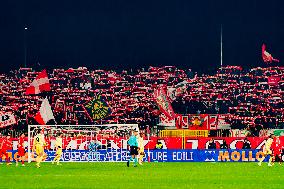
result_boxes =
[221,24,223,69]
[24,27,28,68]
[220,24,223,79]
[147,125,150,162]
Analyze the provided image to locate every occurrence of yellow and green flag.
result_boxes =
[84,95,111,121]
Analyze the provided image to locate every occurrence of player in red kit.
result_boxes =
[0,133,3,164]
[16,133,26,166]
[272,136,283,165]
[0,134,12,165]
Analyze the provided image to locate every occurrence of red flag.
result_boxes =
[262,44,279,63]
[25,70,51,95]
[34,98,55,125]
[153,88,175,120]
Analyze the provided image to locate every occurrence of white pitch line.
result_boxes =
[0,174,103,177]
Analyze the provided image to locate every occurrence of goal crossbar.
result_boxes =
[27,124,139,163]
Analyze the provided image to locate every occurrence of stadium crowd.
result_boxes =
[1,65,284,136]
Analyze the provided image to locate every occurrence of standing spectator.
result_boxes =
[0,134,12,165]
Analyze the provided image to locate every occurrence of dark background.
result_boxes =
[0,0,283,73]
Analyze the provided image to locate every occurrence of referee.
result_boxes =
[127,130,139,167]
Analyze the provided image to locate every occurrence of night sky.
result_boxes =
[0,0,284,73]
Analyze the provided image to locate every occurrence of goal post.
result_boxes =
[27,124,139,163]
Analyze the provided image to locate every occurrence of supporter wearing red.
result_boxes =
[272,136,283,165]
[16,133,26,166]
[0,134,12,165]
[0,133,2,164]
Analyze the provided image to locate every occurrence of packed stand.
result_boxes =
[1,66,284,136]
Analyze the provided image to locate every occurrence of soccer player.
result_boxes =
[0,133,3,164]
[16,133,26,166]
[32,130,46,168]
[258,134,275,167]
[127,130,139,167]
[0,134,12,165]
[137,132,145,165]
[272,136,283,165]
[52,133,63,165]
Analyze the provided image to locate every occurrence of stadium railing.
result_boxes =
[159,130,208,137]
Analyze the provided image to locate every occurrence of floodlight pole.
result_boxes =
[24,27,28,68]
[220,25,223,79]
[221,24,223,69]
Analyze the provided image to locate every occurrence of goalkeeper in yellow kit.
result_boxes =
[32,130,46,168]
[258,134,275,167]
[52,133,63,165]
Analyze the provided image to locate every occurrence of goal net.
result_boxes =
[27,124,139,163]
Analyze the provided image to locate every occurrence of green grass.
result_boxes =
[0,162,284,189]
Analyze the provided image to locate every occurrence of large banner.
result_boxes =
[5,136,283,151]
[176,114,209,130]
[84,95,112,121]
[175,114,230,130]
[183,137,268,149]
[154,88,175,120]
[0,112,17,128]
[3,149,273,162]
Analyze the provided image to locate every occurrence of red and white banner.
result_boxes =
[208,115,218,130]
[176,114,208,130]
[0,112,16,128]
[154,88,175,120]
[268,76,280,85]
[5,136,284,151]
[25,69,51,95]
[146,137,284,150]
[175,114,230,130]
[215,114,231,129]
[159,113,175,127]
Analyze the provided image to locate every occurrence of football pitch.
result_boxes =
[0,162,284,189]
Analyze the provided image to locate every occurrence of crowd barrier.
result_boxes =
[3,149,273,162]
